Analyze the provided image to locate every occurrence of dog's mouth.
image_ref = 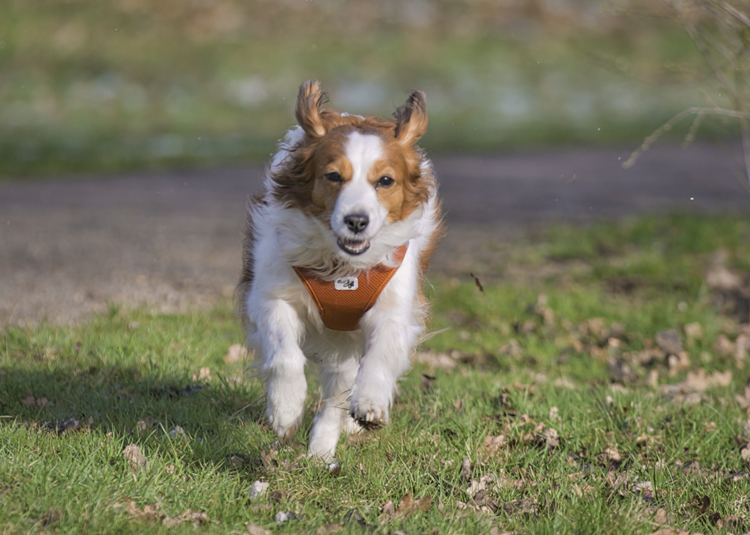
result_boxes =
[337,237,371,256]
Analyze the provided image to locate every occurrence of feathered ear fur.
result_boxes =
[295,80,328,138]
[393,90,428,146]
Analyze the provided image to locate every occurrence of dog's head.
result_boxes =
[272,80,431,264]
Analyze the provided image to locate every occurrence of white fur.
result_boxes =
[330,133,388,242]
[265,125,306,192]
[244,126,440,461]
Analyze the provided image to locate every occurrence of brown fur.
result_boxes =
[418,198,446,276]
[273,82,432,228]
[236,192,265,332]
[394,90,428,146]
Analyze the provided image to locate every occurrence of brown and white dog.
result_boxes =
[238,80,443,460]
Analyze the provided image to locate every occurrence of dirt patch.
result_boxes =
[1,144,748,326]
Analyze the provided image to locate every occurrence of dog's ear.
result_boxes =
[394,90,428,146]
[295,80,328,138]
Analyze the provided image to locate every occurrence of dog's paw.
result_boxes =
[267,395,304,442]
[350,399,389,430]
[307,442,335,462]
[341,414,363,435]
[266,370,307,442]
[269,412,302,443]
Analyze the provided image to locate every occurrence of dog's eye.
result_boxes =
[324,172,342,183]
[377,176,394,188]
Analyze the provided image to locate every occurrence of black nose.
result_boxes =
[344,214,369,234]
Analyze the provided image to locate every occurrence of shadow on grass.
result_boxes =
[0,356,277,476]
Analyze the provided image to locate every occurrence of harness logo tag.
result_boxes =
[334,277,359,291]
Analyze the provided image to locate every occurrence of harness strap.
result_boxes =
[293,244,409,331]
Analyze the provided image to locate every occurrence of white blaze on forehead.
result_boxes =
[331,131,388,239]
[345,132,383,184]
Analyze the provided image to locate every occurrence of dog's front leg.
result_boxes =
[256,298,307,442]
[349,318,415,429]
[308,356,360,460]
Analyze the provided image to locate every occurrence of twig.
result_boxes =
[626,0,750,189]
[469,272,484,294]
[623,106,750,168]
[682,108,705,147]
[667,0,733,90]
[716,0,750,28]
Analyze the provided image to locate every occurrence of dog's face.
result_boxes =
[311,127,416,256]
[273,81,430,259]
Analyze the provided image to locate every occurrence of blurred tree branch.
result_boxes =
[624,0,750,190]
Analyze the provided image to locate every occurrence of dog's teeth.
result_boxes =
[337,237,371,255]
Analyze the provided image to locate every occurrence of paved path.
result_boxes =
[1,143,748,326]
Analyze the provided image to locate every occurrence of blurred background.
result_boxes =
[0,0,734,177]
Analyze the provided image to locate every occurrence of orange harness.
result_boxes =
[293,244,408,331]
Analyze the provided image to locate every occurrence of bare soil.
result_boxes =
[1,144,748,327]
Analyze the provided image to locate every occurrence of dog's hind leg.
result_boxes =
[308,356,360,461]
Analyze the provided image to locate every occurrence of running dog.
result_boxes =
[238,80,443,460]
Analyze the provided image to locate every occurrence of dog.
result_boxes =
[238,80,443,461]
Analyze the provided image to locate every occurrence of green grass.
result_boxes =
[0,1,728,177]
[3,214,750,533]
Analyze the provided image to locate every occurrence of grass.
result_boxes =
[3,213,750,533]
[0,1,730,177]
